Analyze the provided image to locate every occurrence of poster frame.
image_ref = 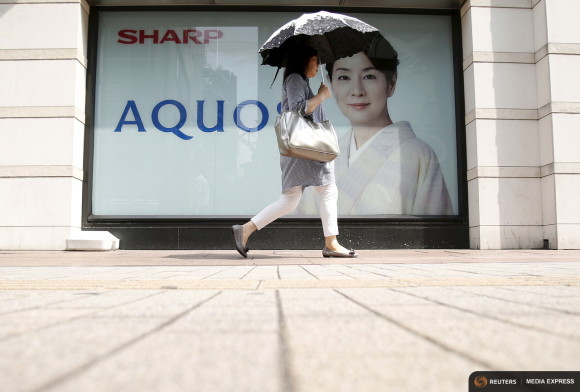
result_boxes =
[82,5,469,249]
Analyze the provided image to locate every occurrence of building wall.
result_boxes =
[535,0,580,249]
[0,0,89,249]
[462,0,580,249]
[0,0,578,250]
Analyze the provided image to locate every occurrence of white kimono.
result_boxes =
[296,121,454,216]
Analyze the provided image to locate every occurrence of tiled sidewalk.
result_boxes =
[2,248,580,266]
[1,250,580,392]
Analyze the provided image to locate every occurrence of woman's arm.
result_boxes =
[285,74,331,114]
[305,82,331,114]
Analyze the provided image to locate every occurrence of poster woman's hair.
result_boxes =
[325,35,399,82]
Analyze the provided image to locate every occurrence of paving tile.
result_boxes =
[0,318,164,392]
[278,265,317,280]
[0,290,53,302]
[167,291,278,334]
[449,286,580,312]
[0,308,100,341]
[281,301,481,392]
[240,265,280,280]
[0,291,98,315]
[278,289,371,318]
[504,314,580,340]
[197,266,255,280]
[395,286,570,317]
[1,252,580,392]
[43,331,281,392]
[341,288,580,371]
[44,291,162,309]
[92,291,219,318]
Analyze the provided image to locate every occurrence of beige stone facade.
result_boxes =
[1,0,578,249]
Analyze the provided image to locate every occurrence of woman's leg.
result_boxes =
[241,186,303,246]
[313,183,339,238]
[313,183,353,254]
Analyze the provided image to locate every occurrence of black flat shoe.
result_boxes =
[231,225,249,258]
[322,247,358,258]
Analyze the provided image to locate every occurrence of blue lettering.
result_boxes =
[233,100,269,133]
[151,100,192,140]
[114,100,146,133]
[113,99,279,138]
[197,100,225,132]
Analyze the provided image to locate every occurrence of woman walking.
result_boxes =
[232,45,357,259]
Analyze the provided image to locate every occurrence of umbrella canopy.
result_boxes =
[259,11,380,67]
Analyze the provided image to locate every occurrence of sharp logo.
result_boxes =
[118,29,224,44]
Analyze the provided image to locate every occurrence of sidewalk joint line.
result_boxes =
[333,289,497,370]
[390,288,580,342]
[201,266,235,280]
[343,264,396,279]
[240,266,257,280]
[276,290,296,392]
[327,265,360,280]
[0,290,114,318]
[498,285,579,298]
[0,291,165,343]
[448,286,580,317]
[299,265,320,280]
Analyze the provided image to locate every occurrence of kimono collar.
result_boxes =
[348,121,415,165]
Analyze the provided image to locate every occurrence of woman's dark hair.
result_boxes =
[325,35,399,83]
[283,45,318,80]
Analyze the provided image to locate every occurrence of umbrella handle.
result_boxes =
[317,58,329,113]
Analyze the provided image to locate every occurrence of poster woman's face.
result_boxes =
[330,52,394,126]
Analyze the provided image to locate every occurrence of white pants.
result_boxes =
[251,184,339,237]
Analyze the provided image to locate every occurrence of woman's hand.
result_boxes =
[305,83,331,115]
[317,82,331,100]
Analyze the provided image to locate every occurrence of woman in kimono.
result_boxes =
[299,35,453,216]
[231,45,358,258]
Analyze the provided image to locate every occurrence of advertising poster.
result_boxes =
[92,11,458,217]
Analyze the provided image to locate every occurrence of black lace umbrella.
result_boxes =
[259,11,380,67]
